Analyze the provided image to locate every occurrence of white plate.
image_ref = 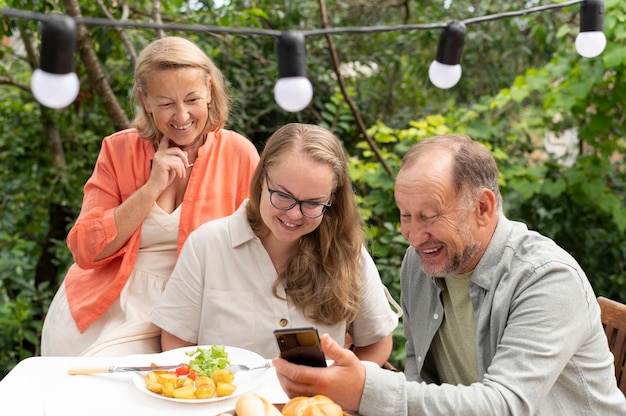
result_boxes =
[132,345,268,404]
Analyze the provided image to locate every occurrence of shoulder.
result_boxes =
[359,246,379,271]
[101,128,151,151]
[215,129,258,153]
[190,213,231,239]
[189,202,253,246]
[500,217,578,266]
[479,216,586,289]
[102,128,141,144]
[99,128,152,162]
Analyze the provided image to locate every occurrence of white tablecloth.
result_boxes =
[0,355,289,415]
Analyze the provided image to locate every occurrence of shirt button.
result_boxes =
[417,356,423,363]
[433,313,439,320]
[279,319,288,327]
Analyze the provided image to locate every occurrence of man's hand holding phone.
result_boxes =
[273,327,327,367]
[272,333,365,413]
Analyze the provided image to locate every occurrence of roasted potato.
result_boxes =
[212,369,235,384]
[144,369,235,400]
[195,382,216,399]
[173,383,195,399]
[216,381,237,397]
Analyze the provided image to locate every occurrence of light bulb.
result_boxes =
[30,14,79,109]
[275,31,313,112]
[31,69,80,109]
[575,32,607,58]
[274,77,313,113]
[429,21,466,90]
[576,0,606,58]
[428,61,462,89]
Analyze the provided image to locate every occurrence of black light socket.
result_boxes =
[580,0,604,33]
[435,21,466,65]
[276,30,307,78]
[40,14,76,75]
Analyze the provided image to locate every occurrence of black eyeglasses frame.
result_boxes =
[265,175,331,219]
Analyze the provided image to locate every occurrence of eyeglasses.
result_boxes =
[265,175,331,219]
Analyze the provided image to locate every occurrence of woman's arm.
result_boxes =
[95,137,190,261]
[69,136,191,266]
[352,332,393,366]
[161,329,195,351]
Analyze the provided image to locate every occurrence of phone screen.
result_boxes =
[273,327,327,367]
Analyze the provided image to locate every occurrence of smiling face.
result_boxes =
[139,66,211,146]
[394,149,485,277]
[260,152,335,249]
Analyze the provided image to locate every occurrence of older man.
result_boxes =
[273,134,626,415]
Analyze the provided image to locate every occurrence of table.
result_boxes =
[0,354,289,416]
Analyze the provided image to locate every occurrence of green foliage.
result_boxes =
[1,0,625,378]
[0,233,46,374]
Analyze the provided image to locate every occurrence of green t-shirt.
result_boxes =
[431,272,480,385]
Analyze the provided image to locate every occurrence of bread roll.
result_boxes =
[235,394,266,415]
[235,394,282,416]
[281,395,343,416]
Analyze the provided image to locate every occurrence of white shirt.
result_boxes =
[151,201,398,358]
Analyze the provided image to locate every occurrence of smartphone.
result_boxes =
[273,327,327,367]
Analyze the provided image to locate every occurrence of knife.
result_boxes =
[68,364,181,375]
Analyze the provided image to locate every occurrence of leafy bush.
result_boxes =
[1,0,624,380]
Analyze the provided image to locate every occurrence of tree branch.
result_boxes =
[318,0,393,176]
[151,0,165,39]
[0,75,30,92]
[95,0,137,67]
[61,0,130,131]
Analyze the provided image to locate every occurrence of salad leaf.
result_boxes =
[185,345,231,377]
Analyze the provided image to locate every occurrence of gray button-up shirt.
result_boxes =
[359,215,626,415]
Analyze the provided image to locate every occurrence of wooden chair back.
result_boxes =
[598,296,626,396]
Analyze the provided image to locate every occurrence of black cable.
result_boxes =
[0,1,585,38]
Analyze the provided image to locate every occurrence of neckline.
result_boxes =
[153,201,183,216]
[170,133,206,152]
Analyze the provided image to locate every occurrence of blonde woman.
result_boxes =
[42,37,259,356]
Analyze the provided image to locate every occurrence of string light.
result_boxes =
[274,31,313,113]
[0,0,605,111]
[428,21,466,90]
[30,14,79,109]
[575,0,606,58]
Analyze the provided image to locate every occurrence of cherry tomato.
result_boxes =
[175,363,190,376]
[187,370,198,380]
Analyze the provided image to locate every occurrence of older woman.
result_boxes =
[41,37,259,356]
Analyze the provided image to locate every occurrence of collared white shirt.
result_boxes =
[152,201,398,358]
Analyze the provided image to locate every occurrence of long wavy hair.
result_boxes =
[130,36,231,146]
[246,123,364,325]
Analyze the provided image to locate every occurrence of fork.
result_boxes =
[225,361,272,372]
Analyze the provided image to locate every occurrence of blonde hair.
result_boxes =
[246,123,364,325]
[130,36,231,144]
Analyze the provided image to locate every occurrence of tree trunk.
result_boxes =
[62,0,131,131]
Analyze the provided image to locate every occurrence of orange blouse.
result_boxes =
[64,128,259,332]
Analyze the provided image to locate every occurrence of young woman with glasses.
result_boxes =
[151,123,398,363]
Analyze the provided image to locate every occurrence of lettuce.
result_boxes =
[185,345,231,377]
